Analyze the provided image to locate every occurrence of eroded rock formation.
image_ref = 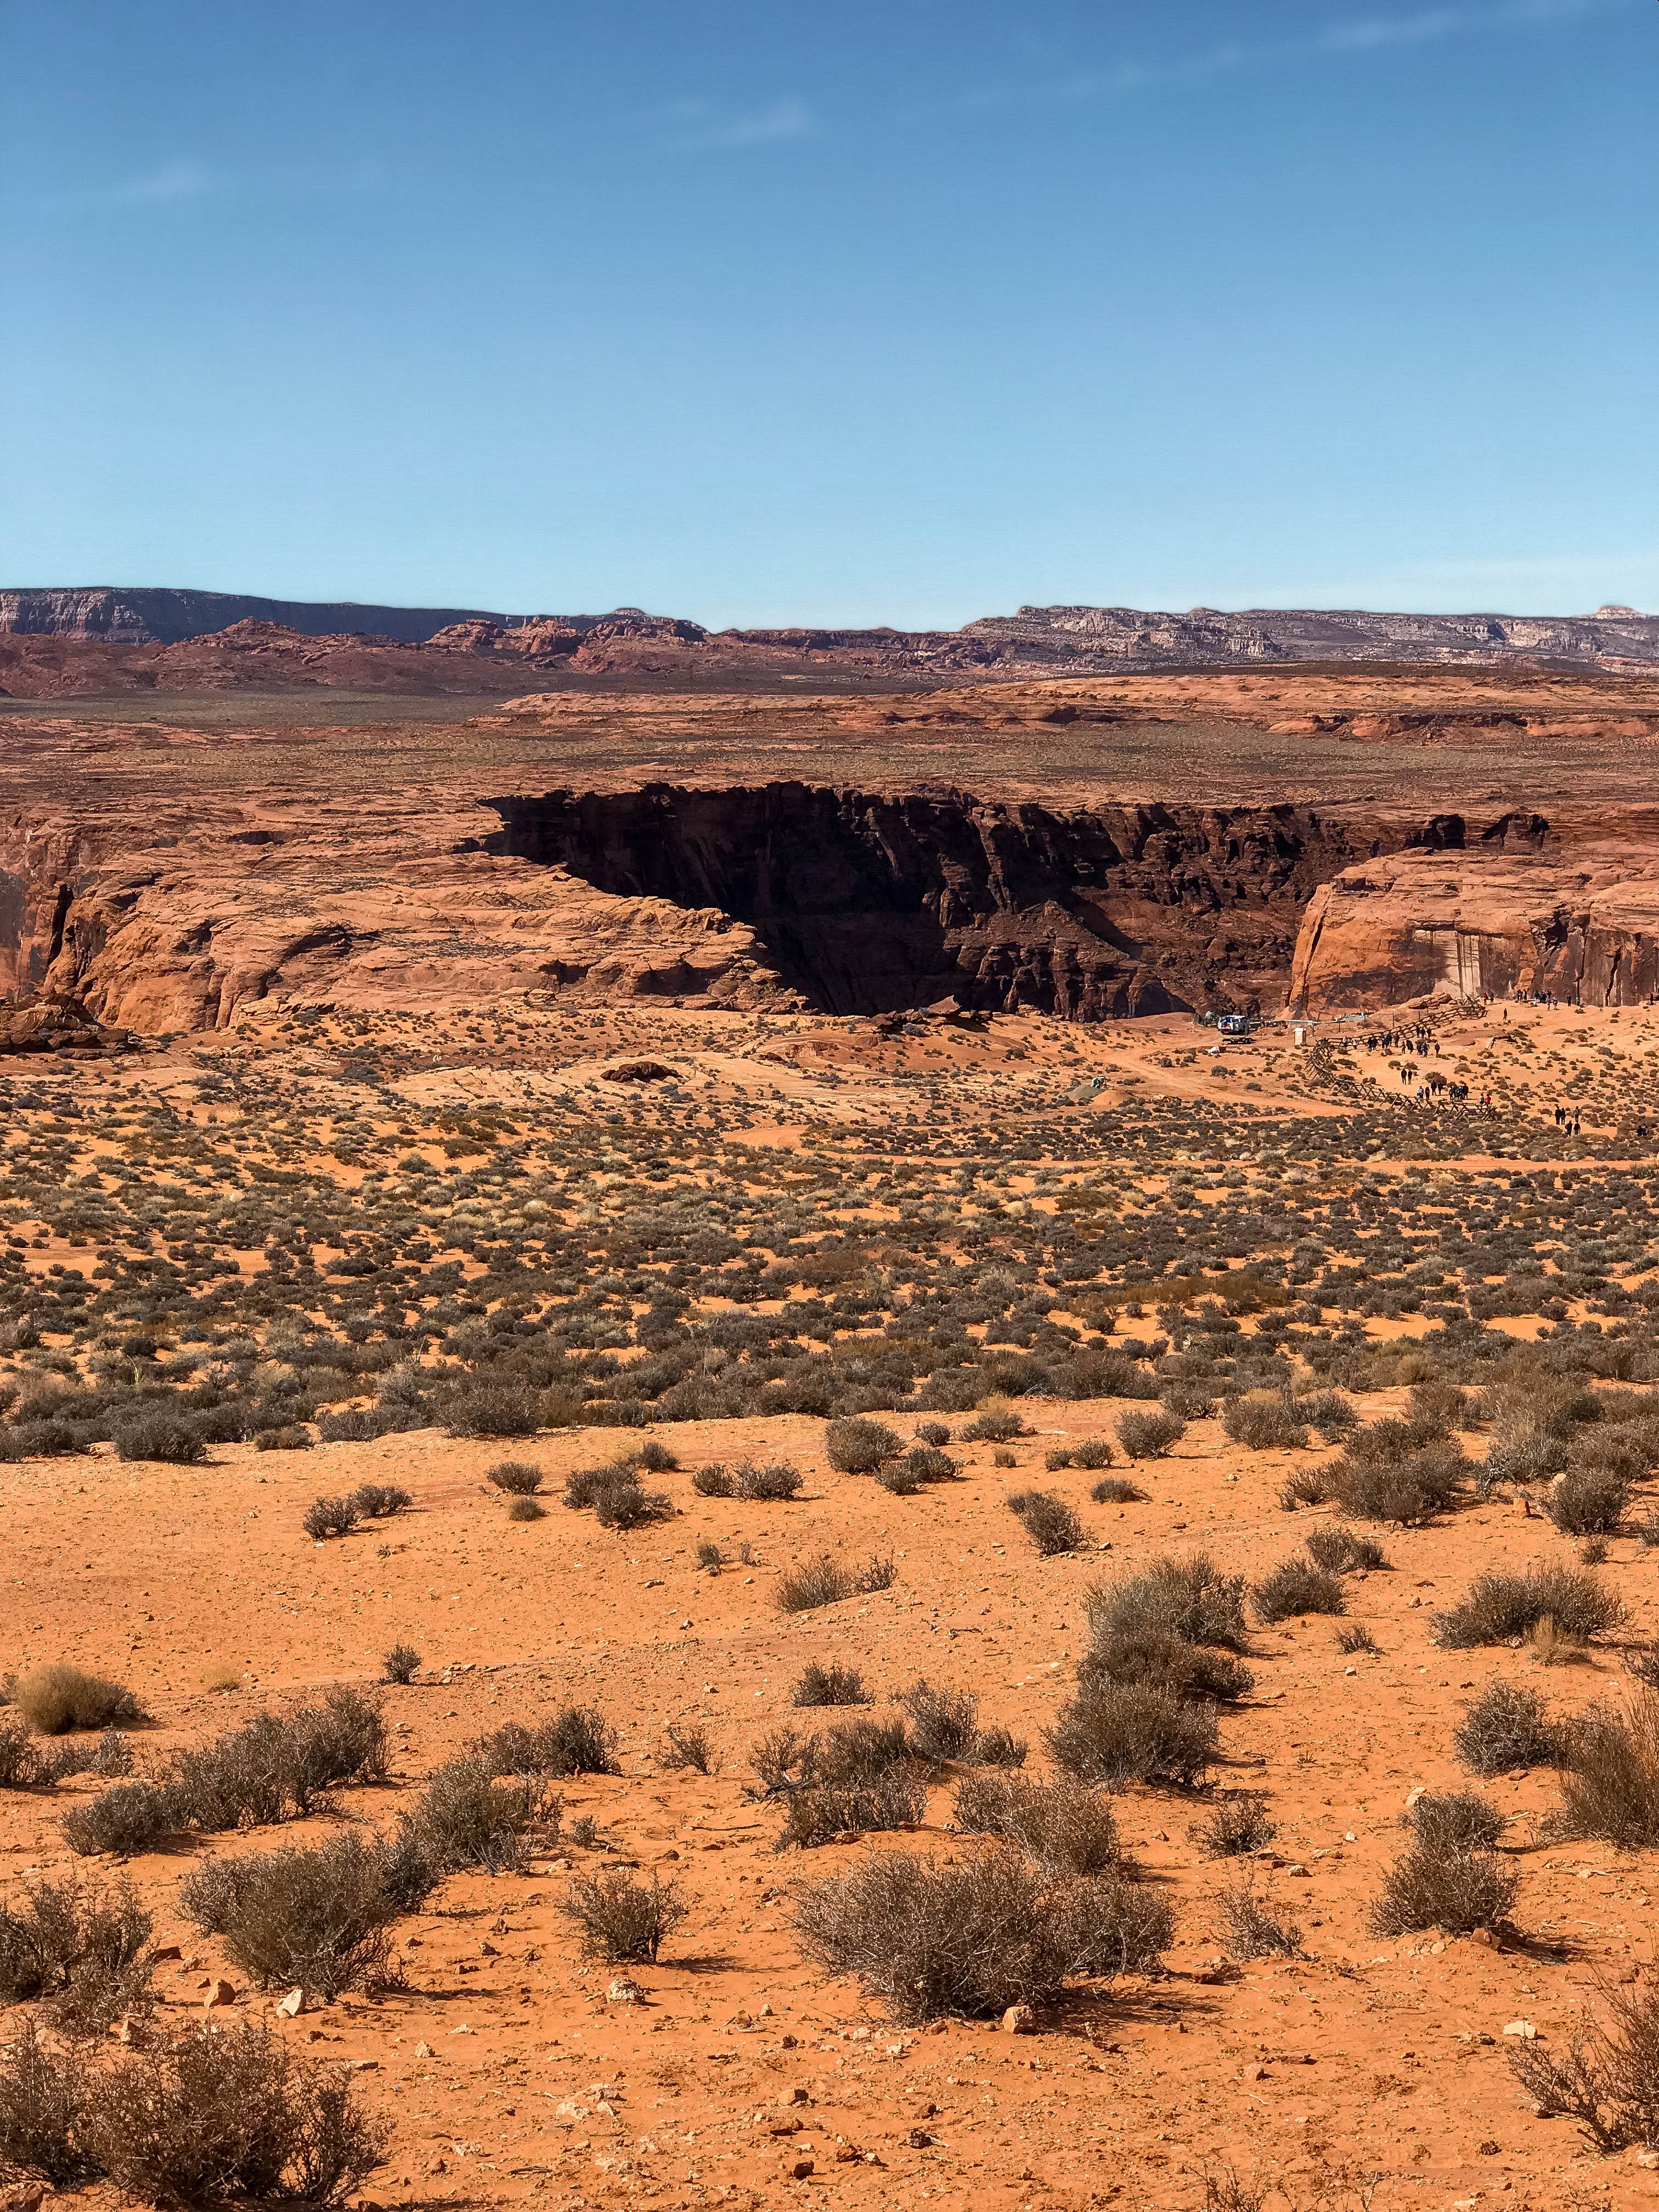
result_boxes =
[1290,840,1659,1011]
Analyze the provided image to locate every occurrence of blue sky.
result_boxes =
[2,0,1654,625]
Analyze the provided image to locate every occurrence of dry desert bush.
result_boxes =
[1006,1488,1086,1555]
[0,2019,387,2204]
[1555,1692,1659,1847]
[901,1679,979,1762]
[776,1551,896,1613]
[1304,1524,1389,1573]
[486,1459,544,1495]
[1369,1824,1517,1936]
[1085,1553,1250,1652]
[10,1666,144,1735]
[1046,1679,1218,1790]
[825,1416,902,1472]
[179,1831,410,1998]
[1435,1562,1626,1648]
[1222,1396,1308,1450]
[1252,1558,1346,1623]
[0,1878,154,2037]
[792,1846,1171,2022]
[1511,1978,1659,2151]
[560,1867,687,1963]
[792,1662,870,1707]
[1216,1880,1304,1961]
[774,1770,927,1850]
[950,1771,1123,1876]
[1454,1681,1564,1773]
[1115,1409,1186,1460]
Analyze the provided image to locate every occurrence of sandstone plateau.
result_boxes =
[3,659,1659,1038]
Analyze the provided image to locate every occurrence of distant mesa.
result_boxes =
[2,588,1658,681]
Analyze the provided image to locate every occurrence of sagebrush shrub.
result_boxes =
[1082,1624,1254,1703]
[1408,1790,1506,1853]
[561,1868,686,1963]
[382,1643,421,1686]
[792,1847,1170,2021]
[1223,1397,1307,1450]
[1556,1694,1659,1847]
[1509,1980,1659,2152]
[1252,1559,1346,1624]
[399,1757,543,1876]
[1436,1563,1625,1649]
[1091,1476,1142,1504]
[1046,1680,1217,1790]
[302,1496,359,1542]
[1116,1410,1185,1460]
[1304,1525,1387,1574]
[1299,1389,1356,1436]
[0,2019,91,2185]
[1217,1880,1304,1961]
[1369,1842,1517,1934]
[825,1417,902,1473]
[0,1877,154,2036]
[1085,1554,1249,1652]
[1454,1680,1561,1774]
[471,1706,620,1777]
[348,1482,409,1517]
[962,1410,1028,1444]
[777,1553,894,1614]
[1194,1796,1275,1857]
[793,1663,870,1708]
[180,1832,404,1998]
[114,1412,205,1465]
[733,1460,803,1501]
[814,1717,913,1786]
[773,1771,926,1850]
[486,1460,543,1496]
[1327,1435,1466,1523]
[1548,1464,1629,1536]
[951,1771,1122,1875]
[78,2023,386,2204]
[901,1680,978,1762]
[60,1784,175,1859]
[1007,1489,1085,1556]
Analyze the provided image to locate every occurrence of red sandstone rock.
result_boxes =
[1290,843,1659,1011]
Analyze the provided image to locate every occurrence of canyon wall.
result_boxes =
[486,784,1487,1020]
[0,781,1491,1035]
[1289,840,1659,1012]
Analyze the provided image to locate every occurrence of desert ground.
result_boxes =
[5,968,1659,2212]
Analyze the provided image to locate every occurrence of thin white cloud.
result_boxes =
[675,97,814,150]
[9,156,387,217]
[112,160,217,204]
[957,0,1634,113]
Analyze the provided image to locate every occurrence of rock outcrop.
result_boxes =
[0,798,799,1033]
[0,774,1479,1036]
[4,589,1656,673]
[1290,841,1659,1011]
[487,785,1462,1020]
[0,588,510,645]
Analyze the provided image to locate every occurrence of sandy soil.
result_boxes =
[4,996,1659,2212]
